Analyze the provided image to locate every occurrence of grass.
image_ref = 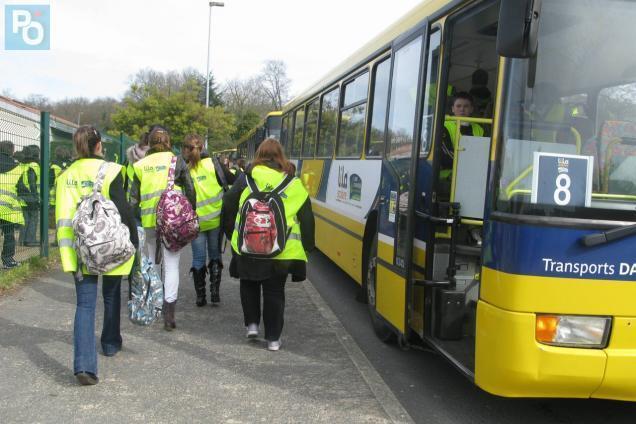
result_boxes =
[0,248,60,294]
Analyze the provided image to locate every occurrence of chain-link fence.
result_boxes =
[0,96,134,269]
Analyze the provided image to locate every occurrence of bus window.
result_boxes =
[317,87,339,157]
[292,107,304,158]
[303,99,319,158]
[337,71,369,158]
[420,29,441,156]
[280,115,288,151]
[387,35,424,263]
[367,58,391,157]
[285,113,295,157]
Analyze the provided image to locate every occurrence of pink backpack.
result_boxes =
[155,156,199,253]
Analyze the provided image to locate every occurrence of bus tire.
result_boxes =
[365,233,396,343]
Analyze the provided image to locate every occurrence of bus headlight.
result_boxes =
[536,315,611,348]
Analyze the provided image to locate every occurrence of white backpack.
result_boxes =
[72,162,135,274]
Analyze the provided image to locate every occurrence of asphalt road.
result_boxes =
[307,250,636,424]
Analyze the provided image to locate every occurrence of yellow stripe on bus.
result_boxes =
[481,266,636,316]
[315,215,364,284]
[312,203,365,237]
[377,263,406,333]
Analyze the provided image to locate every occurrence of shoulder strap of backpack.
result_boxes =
[93,161,109,195]
[167,155,177,191]
[212,156,229,191]
[245,173,259,194]
[272,174,295,195]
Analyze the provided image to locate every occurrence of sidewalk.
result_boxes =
[0,249,413,423]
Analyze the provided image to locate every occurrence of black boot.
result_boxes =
[191,267,207,307]
[163,301,176,331]
[208,260,223,305]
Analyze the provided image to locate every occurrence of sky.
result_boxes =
[0,0,423,102]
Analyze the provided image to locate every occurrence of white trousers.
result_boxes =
[145,229,182,303]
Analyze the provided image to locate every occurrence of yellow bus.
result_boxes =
[236,111,283,160]
[281,0,636,401]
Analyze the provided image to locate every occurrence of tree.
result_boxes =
[259,60,291,110]
[22,94,52,110]
[232,110,261,142]
[112,77,235,150]
[127,68,222,107]
[222,77,269,116]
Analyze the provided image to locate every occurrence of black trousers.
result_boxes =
[240,274,286,342]
[1,220,15,260]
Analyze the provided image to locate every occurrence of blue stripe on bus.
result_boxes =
[316,159,331,203]
[484,220,636,281]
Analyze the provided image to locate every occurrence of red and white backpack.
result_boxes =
[237,174,294,258]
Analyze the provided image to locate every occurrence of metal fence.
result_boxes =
[0,97,135,269]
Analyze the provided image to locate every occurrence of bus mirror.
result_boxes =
[497,0,542,58]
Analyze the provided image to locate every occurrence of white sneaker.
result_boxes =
[267,340,282,351]
[246,323,259,339]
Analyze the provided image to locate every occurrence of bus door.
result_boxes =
[413,2,499,374]
[372,25,429,337]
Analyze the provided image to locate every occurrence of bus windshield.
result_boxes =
[266,115,282,140]
[496,0,636,221]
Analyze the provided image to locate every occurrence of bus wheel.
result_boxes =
[365,235,396,343]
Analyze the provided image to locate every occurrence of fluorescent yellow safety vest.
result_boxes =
[22,162,40,192]
[528,104,567,142]
[49,163,62,206]
[190,157,223,231]
[133,151,182,229]
[441,120,485,180]
[0,164,26,225]
[231,165,308,262]
[123,162,135,201]
[444,120,485,148]
[56,158,134,275]
[17,163,29,207]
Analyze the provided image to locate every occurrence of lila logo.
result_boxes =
[5,5,50,50]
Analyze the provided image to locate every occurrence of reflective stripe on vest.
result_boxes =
[231,165,309,261]
[190,157,223,231]
[133,152,181,228]
[56,158,134,275]
[0,165,25,225]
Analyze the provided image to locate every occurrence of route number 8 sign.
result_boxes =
[531,152,593,207]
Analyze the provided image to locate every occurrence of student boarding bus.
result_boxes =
[279,0,636,401]
[237,111,283,160]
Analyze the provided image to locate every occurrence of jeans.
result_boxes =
[19,208,38,245]
[240,274,286,341]
[191,227,221,270]
[0,220,15,260]
[74,275,122,375]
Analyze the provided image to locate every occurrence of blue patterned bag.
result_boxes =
[128,227,163,325]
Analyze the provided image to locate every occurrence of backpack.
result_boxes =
[237,173,295,258]
[128,227,163,325]
[72,161,135,274]
[155,156,199,253]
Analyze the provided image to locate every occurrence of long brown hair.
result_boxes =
[147,126,171,152]
[183,134,204,169]
[252,138,294,176]
[73,125,101,158]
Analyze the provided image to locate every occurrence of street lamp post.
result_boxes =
[205,1,224,148]
[206,1,224,109]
